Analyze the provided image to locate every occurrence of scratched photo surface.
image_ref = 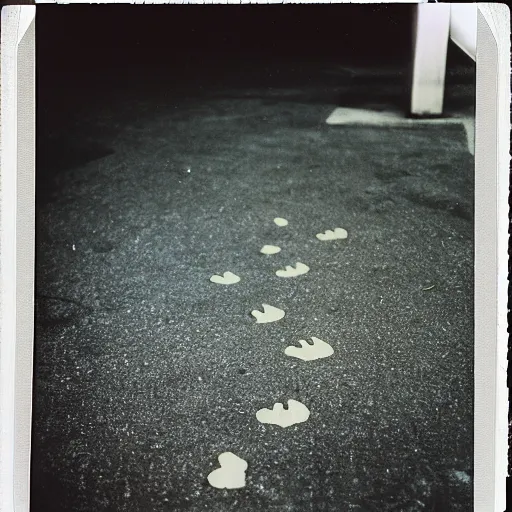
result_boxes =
[33,5,474,511]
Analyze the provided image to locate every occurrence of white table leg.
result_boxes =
[450,4,477,61]
[410,3,451,117]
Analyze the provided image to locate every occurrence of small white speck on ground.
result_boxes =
[452,470,471,484]
[72,244,76,251]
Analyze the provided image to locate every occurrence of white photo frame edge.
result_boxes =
[1,5,36,512]
[0,3,509,512]
[474,4,510,512]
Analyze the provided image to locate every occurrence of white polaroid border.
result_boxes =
[0,5,36,512]
[0,3,509,512]
[33,0,426,4]
[474,5,510,512]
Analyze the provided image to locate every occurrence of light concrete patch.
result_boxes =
[325,107,475,156]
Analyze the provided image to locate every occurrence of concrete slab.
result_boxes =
[325,107,475,155]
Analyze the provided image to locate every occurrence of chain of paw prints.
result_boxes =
[207,218,348,489]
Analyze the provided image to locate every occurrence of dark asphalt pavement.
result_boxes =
[33,8,474,511]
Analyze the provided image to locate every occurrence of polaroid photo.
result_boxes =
[0,2,509,511]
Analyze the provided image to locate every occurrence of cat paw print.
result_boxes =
[284,337,334,361]
[273,217,288,227]
[210,272,241,285]
[256,399,310,428]
[260,245,281,255]
[316,228,348,241]
[251,304,285,324]
[275,262,310,278]
[207,452,248,489]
